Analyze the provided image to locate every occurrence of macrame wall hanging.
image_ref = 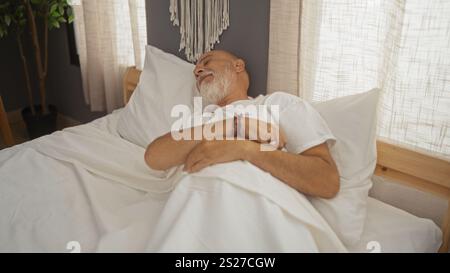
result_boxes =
[169,0,230,62]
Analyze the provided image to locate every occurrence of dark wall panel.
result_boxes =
[147,0,270,97]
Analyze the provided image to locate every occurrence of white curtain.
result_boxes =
[70,0,147,113]
[268,0,450,159]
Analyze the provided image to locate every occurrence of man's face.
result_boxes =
[194,51,235,105]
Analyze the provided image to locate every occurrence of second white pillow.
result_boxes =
[311,89,380,246]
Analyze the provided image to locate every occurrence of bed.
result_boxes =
[0,67,447,253]
[124,66,449,253]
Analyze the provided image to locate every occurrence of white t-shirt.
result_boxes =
[198,92,336,154]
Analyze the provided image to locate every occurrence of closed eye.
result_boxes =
[201,56,212,65]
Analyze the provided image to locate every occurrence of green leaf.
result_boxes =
[4,15,11,26]
[68,14,74,23]
[50,3,57,14]
[50,9,59,17]
[51,20,59,28]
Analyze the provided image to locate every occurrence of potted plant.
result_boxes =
[0,0,74,139]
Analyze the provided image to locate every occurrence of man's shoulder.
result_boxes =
[263,91,305,107]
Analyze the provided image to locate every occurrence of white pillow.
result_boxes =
[311,88,380,246]
[117,45,197,147]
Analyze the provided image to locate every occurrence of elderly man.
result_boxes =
[145,50,340,199]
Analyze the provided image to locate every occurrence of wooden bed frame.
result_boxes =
[122,66,450,253]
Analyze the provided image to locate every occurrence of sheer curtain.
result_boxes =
[268,0,450,159]
[70,0,147,113]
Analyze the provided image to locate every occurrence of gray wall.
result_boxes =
[0,0,270,122]
[147,0,270,98]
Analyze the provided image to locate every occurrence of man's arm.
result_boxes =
[184,140,340,199]
[144,132,201,171]
[243,141,340,199]
[144,117,284,171]
[144,117,236,170]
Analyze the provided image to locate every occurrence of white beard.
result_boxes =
[198,66,233,105]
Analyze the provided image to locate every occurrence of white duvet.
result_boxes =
[0,112,346,252]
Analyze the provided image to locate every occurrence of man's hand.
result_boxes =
[183,140,248,173]
[237,116,287,149]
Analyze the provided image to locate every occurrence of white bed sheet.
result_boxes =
[0,110,442,253]
[349,197,442,253]
[0,110,345,252]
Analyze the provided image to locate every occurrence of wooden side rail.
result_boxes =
[375,141,450,252]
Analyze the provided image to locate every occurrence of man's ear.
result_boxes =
[233,59,246,73]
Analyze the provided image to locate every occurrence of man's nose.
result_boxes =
[194,66,205,79]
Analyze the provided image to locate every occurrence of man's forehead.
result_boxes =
[197,50,219,63]
[197,50,235,64]
[197,52,214,63]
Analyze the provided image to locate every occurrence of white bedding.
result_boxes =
[350,198,442,253]
[0,111,345,252]
[0,111,441,252]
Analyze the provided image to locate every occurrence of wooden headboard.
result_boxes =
[123,66,142,105]
[122,66,450,252]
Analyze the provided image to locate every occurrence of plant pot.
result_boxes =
[21,104,58,139]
